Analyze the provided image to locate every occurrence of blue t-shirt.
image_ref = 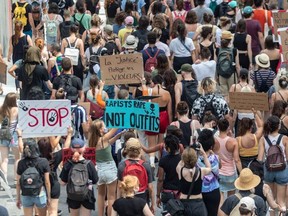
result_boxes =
[197,154,220,193]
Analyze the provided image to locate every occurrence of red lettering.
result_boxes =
[58,108,69,127]
[47,109,58,127]
[28,108,39,127]
[37,108,50,126]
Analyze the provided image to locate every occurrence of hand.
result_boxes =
[98,80,105,89]
[198,144,206,156]
[16,129,22,137]
[249,63,253,71]
[156,197,162,208]
[251,108,257,115]
[16,199,21,209]
[46,197,51,207]
[194,59,201,64]
[150,203,155,214]
[67,126,73,136]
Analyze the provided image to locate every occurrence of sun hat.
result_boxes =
[255,53,270,68]
[228,1,238,9]
[178,64,193,73]
[243,6,253,15]
[234,168,261,191]
[125,16,134,25]
[221,31,233,40]
[125,138,141,150]
[123,35,139,49]
[71,138,85,148]
[239,197,257,211]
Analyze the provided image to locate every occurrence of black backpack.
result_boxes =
[60,21,73,40]
[73,14,85,35]
[104,39,119,55]
[254,70,273,93]
[67,160,90,201]
[89,46,105,74]
[218,2,229,17]
[20,161,43,196]
[181,80,200,113]
[59,74,76,92]
[217,48,235,78]
[201,95,217,122]
[132,30,148,51]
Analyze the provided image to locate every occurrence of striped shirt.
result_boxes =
[250,69,276,92]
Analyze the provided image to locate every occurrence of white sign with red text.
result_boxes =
[19,100,71,138]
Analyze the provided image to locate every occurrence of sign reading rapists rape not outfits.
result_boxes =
[105,99,160,132]
[99,53,144,85]
[18,100,71,138]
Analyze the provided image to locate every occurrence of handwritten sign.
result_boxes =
[229,92,269,111]
[62,148,96,165]
[278,27,288,63]
[99,53,144,85]
[272,10,288,41]
[19,100,71,138]
[0,62,7,84]
[105,99,160,132]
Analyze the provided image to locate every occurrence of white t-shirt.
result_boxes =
[192,60,216,81]
[143,41,170,57]
[169,37,195,57]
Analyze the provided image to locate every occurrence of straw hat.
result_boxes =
[234,168,260,191]
[255,53,270,68]
[125,138,141,150]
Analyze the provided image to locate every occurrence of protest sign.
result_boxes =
[272,10,288,41]
[278,27,288,63]
[62,148,96,165]
[0,62,7,84]
[105,99,160,132]
[270,0,288,9]
[229,92,269,111]
[18,100,71,138]
[99,53,144,85]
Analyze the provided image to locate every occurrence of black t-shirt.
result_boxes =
[214,2,229,19]
[18,64,50,100]
[52,74,83,91]
[17,157,50,179]
[51,150,63,173]
[112,197,146,216]
[159,154,181,190]
[160,28,170,45]
[49,0,74,16]
[12,2,32,32]
[107,2,119,18]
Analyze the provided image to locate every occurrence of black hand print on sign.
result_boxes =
[49,112,57,122]
[19,102,29,111]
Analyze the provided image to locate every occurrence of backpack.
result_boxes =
[89,46,104,74]
[31,1,41,22]
[67,160,90,201]
[181,80,200,114]
[46,15,58,38]
[132,30,148,51]
[20,161,43,196]
[144,49,160,73]
[59,74,76,93]
[73,14,85,35]
[230,193,256,216]
[60,21,73,40]
[85,91,104,120]
[104,38,119,55]
[173,11,187,22]
[64,38,80,66]
[122,160,148,193]
[264,135,286,172]
[0,116,12,141]
[217,48,235,78]
[209,0,217,13]
[254,70,273,93]
[201,95,217,121]
[14,2,29,26]
[218,2,229,17]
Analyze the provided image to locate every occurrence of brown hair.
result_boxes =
[219,16,231,28]
[35,38,45,51]
[88,119,104,148]
[89,75,99,97]
[177,101,189,116]
[0,92,17,121]
[55,88,65,99]
[238,118,254,136]
[91,14,103,27]
[182,147,197,168]
[13,21,23,46]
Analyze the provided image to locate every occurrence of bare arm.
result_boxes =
[7,38,13,61]
[254,110,263,140]
[232,138,242,172]
[263,184,279,209]
[235,50,240,76]
[156,167,164,207]
[191,50,196,63]
[45,80,53,91]
[143,204,154,216]
[28,13,35,33]
[258,31,264,50]
[257,137,265,162]
[27,35,33,47]
[49,136,62,150]
[44,172,51,204]
[141,143,162,154]
[174,82,182,116]
[246,35,253,69]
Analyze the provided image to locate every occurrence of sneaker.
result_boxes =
[57,210,62,216]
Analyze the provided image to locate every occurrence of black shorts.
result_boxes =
[67,197,96,210]
[51,181,60,199]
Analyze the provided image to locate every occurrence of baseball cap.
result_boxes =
[239,197,256,211]
[243,6,253,15]
[104,24,113,33]
[125,16,134,25]
[178,64,193,73]
[71,138,85,148]
[228,1,237,9]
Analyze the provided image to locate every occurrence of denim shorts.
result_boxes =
[21,189,47,208]
[0,131,18,148]
[219,173,238,192]
[46,36,57,46]
[264,164,288,185]
[97,161,117,185]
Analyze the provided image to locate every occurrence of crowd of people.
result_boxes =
[0,0,288,215]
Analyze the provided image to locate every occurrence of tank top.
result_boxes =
[179,167,202,195]
[96,144,114,162]
[238,134,259,157]
[12,35,28,63]
[200,43,215,60]
[50,55,63,80]
[178,120,192,147]
[233,33,248,51]
[279,116,288,136]
[270,59,279,74]
[264,134,286,161]
[217,136,236,176]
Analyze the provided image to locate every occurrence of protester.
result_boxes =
[72,0,91,37]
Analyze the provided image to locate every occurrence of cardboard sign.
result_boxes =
[105,99,160,132]
[99,53,144,85]
[62,148,96,165]
[19,100,71,138]
[0,62,7,84]
[229,92,269,111]
[278,27,288,63]
[272,10,288,42]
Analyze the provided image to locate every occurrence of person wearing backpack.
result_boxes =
[251,53,276,93]
[171,0,187,22]
[141,31,165,73]
[192,0,213,24]
[216,30,240,98]
[47,43,63,82]
[72,0,91,36]
[60,138,98,216]
[220,168,266,216]
[257,116,288,214]
[48,0,74,17]
[103,24,121,55]
[191,77,230,123]
[132,15,149,52]
[16,138,51,216]
[117,138,155,214]
[214,0,229,23]
[59,10,73,41]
